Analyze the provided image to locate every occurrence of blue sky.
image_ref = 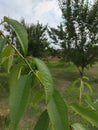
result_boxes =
[0,0,62,27]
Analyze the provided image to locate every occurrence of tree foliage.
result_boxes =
[3,23,16,44]
[48,0,98,76]
[25,22,49,57]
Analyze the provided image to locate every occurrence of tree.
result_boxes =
[26,22,49,58]
[48,0,98,77]
[3,23,17,45]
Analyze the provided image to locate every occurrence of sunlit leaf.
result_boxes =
[34,58,54,103]
[4,16,28,55]
[10,75,32,130]
[67,79,79,94]
[34,110,49,130]
[71,123,87,130]
[47,90,69,130]
[71,103,98,128]
[83,76,89,81]
[84,82,93,94]
[85,95,97,111]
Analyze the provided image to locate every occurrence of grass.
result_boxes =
[0,60,98,129]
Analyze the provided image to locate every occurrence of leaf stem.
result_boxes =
[1,32,44,86]
[79,78,84,104]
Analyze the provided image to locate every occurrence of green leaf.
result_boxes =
[34,58,54,103]
[47,90,69,130]
[9,63,23,89]
[83,76,89,81]
[0,37,6,62]
[4,16,28,55]
[84,82,93,94]
[71,103,98,128]
[67,79,79,94]
[0,37,6,52]
[9,75,32,130]
[34,110,49,130]
[32,90,44,106]
[2,45,14,73]
[85,95,96,111]
[71,123,87,130]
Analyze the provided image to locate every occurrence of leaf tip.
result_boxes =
[4,16,9,23]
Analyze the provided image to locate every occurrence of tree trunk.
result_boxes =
[78,67,84,78]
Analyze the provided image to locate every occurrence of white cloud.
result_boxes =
[0,0,33,21]
[0,0,62,27]
[32,0,62,26]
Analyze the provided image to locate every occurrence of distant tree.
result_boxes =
[26,22,49,58]
[47,47,63,58]
[48,0,98,77]
[3,23,16,45]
